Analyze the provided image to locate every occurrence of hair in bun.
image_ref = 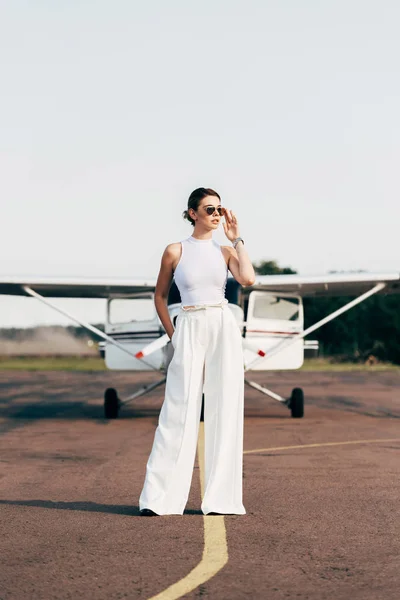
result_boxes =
[183,187,221,226]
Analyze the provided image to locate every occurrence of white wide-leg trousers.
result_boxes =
[138,303,246,515]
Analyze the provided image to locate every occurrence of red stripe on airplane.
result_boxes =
[246,330,300,335]
[135,351,144,359]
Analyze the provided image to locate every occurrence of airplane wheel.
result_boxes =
[104,388,120,419]
[289,388,304,418]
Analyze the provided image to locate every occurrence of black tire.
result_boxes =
[104,388,120,419]
[289,388,304,418]
[200,394,205,422]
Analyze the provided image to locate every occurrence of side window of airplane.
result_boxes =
[108,297,156,325]
[250,293,301,323]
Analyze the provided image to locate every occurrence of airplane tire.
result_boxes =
[104,388,120,419]
[289,388,304,418]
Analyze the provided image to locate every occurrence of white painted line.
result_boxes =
[147,422,228,600]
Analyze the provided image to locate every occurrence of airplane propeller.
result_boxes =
[135,333,171,360]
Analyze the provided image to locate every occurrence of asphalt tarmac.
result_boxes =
[0,370,399,600]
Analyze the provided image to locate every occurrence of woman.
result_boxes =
[138,187,255,516]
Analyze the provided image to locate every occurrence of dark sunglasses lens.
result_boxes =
[205,206,223,216]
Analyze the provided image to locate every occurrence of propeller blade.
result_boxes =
[135,333,170,360]
[242,338,266,357]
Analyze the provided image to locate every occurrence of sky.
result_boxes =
[1,0,399,327]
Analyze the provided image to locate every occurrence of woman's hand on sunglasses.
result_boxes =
[223,209,240,242]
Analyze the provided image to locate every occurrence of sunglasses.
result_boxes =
[203,205,225,216]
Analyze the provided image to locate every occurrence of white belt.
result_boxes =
[181,299,228,311]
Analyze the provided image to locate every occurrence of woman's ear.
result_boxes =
[189,208,197,221]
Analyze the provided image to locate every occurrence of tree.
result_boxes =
[253,259,297,275]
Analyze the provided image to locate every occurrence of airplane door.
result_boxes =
[245,291,304,370]
[105,296,163,370]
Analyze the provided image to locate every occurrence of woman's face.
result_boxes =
[191,195,224,229]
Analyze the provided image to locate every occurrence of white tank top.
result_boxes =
[173,235,228,306]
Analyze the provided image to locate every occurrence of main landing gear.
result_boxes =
[287,387,304,418]
[103,377,167,419]
[104,388,120,419]
[104,384,304,418]
[244,378,305,418]
[104,381,304,419]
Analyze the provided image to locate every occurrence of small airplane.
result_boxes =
[1,272,399,420]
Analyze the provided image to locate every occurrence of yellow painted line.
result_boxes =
[148,422,228,600]
[244,438,400,455]
[148,436,400,599]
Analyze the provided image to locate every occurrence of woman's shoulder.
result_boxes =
[163,241,183,258]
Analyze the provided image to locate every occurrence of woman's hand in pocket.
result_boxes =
[170,329,177,349]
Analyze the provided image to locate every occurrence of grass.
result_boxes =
[0,355,399,372]
[299,358,400,372]
[0,356,107,371]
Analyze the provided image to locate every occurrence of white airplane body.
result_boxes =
[1,272,399,419]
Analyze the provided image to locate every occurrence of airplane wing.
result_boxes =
[0,272,399,299]
[249,272,400,297]
[0,276,157,298]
